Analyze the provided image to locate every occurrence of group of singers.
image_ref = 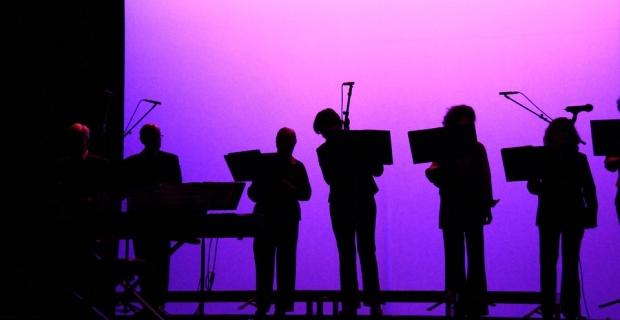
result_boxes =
[53,101,618,319]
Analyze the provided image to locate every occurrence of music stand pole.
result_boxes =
[198,237,206,315]
[343,84,353,131]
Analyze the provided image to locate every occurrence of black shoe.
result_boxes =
[338,308,358,316]
[370,306,383,316]
[255,307,268,317]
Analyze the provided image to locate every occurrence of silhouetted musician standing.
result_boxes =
[248,128,311,316]
[122,123,182,313]
[425,105,494,317]
[527,118,597,319]
[313,108,384,316]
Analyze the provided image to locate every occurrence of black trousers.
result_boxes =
[134,237,170,309]
[538,225,584,318]
[253,219,299,312]
[442,224,489,316]
[329,196,381,310]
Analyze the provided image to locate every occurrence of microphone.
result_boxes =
[565,104,593,113]
[143,99,161,105]
[343,82,355,86]
[499,91,520,96]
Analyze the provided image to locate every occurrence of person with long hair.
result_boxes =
[425,105,495,317]
[527,117,597,319]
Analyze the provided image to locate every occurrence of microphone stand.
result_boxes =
[123,100,159,138]
[501,94,551,123]
[343,84,353,131]
[102,90,113,158]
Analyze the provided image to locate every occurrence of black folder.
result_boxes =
[500,146,547,182]
[224,149,261,181]
[408,124,477,164]
[590,119,620,156]
[328,130,394,165]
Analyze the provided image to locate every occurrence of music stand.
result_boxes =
[191,182,246,315]
[500,146,548,182]
[408,124,477,164]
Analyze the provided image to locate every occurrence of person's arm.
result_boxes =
[172,155,182,184]
[604,156,620,172]
[425,161,444,187]
[291,162,312,201]
[527,179,542,195]
[581,155,598,229]
[317,147,337,186]
[478,143,495,224]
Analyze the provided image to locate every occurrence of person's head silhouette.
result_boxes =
[276,127,296,156]
[139,124,162,152]
[443,105,476,127]
[313,108,342,139]
[66,123,90,158]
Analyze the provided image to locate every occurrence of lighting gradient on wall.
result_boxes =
[125,1,620,317]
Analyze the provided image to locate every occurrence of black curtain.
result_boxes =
[1,1,124,316]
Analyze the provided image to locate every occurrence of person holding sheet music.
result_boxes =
[122,123,182,314]
[248,127,312,316]
[313,108,384,316]
[425,105,495,317]
[527,117,597,319]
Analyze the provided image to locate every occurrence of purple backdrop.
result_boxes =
[123,1,620,317]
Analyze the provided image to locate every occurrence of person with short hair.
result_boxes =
[122,123,181,313]
[313,108,384,316]
[249,127,311,316]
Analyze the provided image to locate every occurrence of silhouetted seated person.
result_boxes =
[527,117,597,320]
[52,123,115,316]
[313,108,384,316]
[249,127,311,316]
[603,98,620,223]
[425,105,495,317]
[54,123,110,217]
[122,123,182,314]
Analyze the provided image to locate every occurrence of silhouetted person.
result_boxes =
[249,128,311,316]
[527,117,597,319]
[52,123,115,316]
[425,105,494,317]
[314,108,384,316]
[122,123,182,313]
[603,98,620,223]
[54,123,110,216]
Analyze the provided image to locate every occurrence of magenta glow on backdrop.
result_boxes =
[124,1,620,317]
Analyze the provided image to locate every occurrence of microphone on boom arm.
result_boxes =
[565,104,593,114]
